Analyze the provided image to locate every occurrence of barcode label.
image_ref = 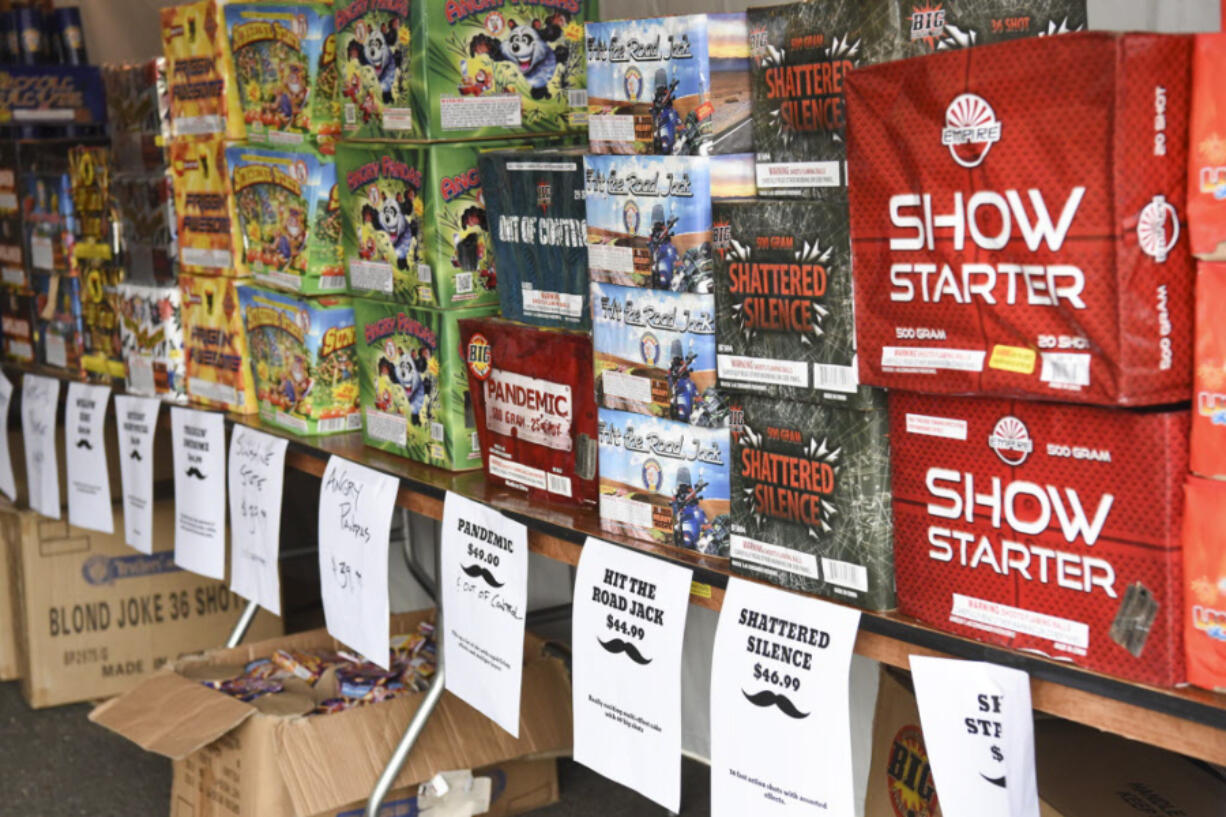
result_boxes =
[366,408,406,446]
[568,89,588,108]
[454,272,473,294]
[471,431,480,451]
[431,422,444,442]
[417,263,432,284]
[344,102,356,125]
[318,415,356,433]
[814,362,859,394]
[547,472,572,497]
[318,274,347,291]
[821,557,869,594]
[1040,353,1091,389]
[275,410,309,434]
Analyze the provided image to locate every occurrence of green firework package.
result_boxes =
[226,143,345,294]
[479,149,589,330]
[714,198,881,409]
[355,298,496,470]
[729,393,894,609]
[334,0,592,142]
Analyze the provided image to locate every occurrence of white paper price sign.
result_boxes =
[910,657,1039,817]
[572,536,692,812]
[171,407,227,579]
[228,425,288,616]
[21,374,60,518]
[710,578,861,817]
[65,382,113,533]
[318,455,398,669]
[115,396,161,553]
[441,492,528,737]
[0,371,16,501]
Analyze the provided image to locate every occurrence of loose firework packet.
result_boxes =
[1189,33,1226,260]
[891,391,1188,686]
[170,135,244,277]
[181,273,258,413]
[1192,262,1226,478]
[459,317,598,506]
[1182,475,1226,692]
[116,282,187,402]
[728,393,893,610]
[161,0,246,140]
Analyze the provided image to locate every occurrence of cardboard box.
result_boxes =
[91,612,572,817]
[321,759,558,817]
[891,392,1188,686]
[171,135,244,277]
[1181,475,1226,692]
[182,273,260,414]
[117,282,188,402]
[0,497,19,680]
[847,33,1195,406]
[161,0,246,141]
[4,499,280,708]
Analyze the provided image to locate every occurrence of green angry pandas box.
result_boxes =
[729,393,895,610]
[355,298,496,470]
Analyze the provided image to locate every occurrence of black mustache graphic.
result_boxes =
[75,439,92,450]
[741,689,810,719]
[981,774,1006,789]
[598,637,652,665]
[129,450,142,461]
[461,563,504,588]
[185,467,207,480]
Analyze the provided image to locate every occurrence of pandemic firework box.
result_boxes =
[1,288,36,364]
[181,273,259,414]
[459,318,598,506]
[224,3,340,146]
[1182,476,1226,692]
[335,0,592,143]
[1191,262,1226,478]
[355,298,496,471]
[161,0,246,140]
[592,282,722,426]
[117,282,187,402]
[728,394,893,609]
[227,143,345,293]
[479,149,589,330]
[895,0,1086,57]
[170,135,244,277]
[847,33,1195,406]
[34,272,86,376]
[891,391,1188,686]
[598,407,731,555]
[585,14,752,156]
[1189,33,1226,260]
[0,141,24,289]
[239,286,361,436]
[714,198,882,408]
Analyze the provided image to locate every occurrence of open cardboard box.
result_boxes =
[90,610,573,817]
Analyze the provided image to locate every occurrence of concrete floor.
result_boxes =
[0,680,711,816]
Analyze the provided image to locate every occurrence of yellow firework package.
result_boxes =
[181,274,258,413]
[170,136,244,277]
[161,0,246,140]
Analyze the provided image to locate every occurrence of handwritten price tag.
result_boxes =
[65,382,113,533]
[115,396,160,554]
[0,371,16,501]
[171,407,227,579]
[21,374,61,518]
[228,425,288,616]
[317,455,398,669]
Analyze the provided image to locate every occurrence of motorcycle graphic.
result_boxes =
[671,466,707,551]
[651,71,683,155]
[668,338,700,423]
[648,204,680,290]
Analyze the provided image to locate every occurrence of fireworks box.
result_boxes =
[34,272,86,376]
[224,3,340,146]
[20,141,75,280]
[459,318,598,506]
[598,407,731,554]
[355,298,496,471]
[1,288,36,364]
[728,393,893,609]
[714,198,882,409]
[170,135,244,277]
[1182,476,1226,692]
[0,141,23,289]
[1192,263,1226,478]
[227,143,345,294]
[69,145,126,380]
[1189,34,1226,260]
[335,0,591,143]
[592,281,721,428]
[479,149,589,330]
[161,0,245,140]
[182,274,259,414]
[847,33,1195,406]
[239,286,361,436]
[113,172,178,286]
[585,14,752,156]
[117,282,188,402]
[891,391,1188,685]
[895,0,1086,57]
[103,60,167,174]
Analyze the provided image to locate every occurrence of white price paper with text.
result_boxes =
[572,536,692,811]
[115,396,160,553]
[318,455,398,668]
[21,374,60,518]
[0,371,16,501]
[710,577,861,817]
[228,425,288,616]
[65,382,113,533]
[441,492,528,737]
[910,656,1039,817]
[171,407,226,579]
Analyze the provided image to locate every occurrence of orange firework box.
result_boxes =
[170,136,245,277]
[1188,33,1226,260]
[1191,262,1226,478]
[1182,476,1226,692]
[181,274,258,413]
[161,0,246,141]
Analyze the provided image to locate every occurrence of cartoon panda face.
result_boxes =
[396,357,417,389]
[505,26,545,71]
[378,199,405,238]
[365,30,388,69]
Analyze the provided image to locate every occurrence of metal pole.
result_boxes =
[225,599,260,648]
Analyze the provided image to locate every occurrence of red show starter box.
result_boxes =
[847,33,1194,406]
[891,391,1188,686]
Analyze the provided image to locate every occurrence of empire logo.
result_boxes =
[987,415,1032,466]
[941,93,1001,168]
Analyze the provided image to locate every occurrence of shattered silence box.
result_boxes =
[181,274,258,414]
[598,406,731,556]
[117,282,187,402]
[171,135,244,277]
[355,298,496,471]
[161,0,245,140]
[891,391,1188,685]
[239,285,361,436]
[729,393,894,610]
[460,317,598,506]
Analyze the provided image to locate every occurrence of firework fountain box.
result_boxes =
[460,318,598,506]
[894,0,1086,57]
[21,141,75,282]
[598,407,731,555]
[182,274,259,414]
[846,33,1195,406]
[70,144,126,380]
[1189,34,1226,260]
[1181,476,1226,692]
[117,282,188,402]
[729,393,893,609]
[480,149,590,330]
[891,391,1188,685]
[161,0,246,140]
[239,286,361,436]
[355,299,496,471]
[1191,262,1226,477]
[227,143,345,293]
[585,14,752,156]
[34,272,86,376]
[3,499,281,709]
[171,135,244,277]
